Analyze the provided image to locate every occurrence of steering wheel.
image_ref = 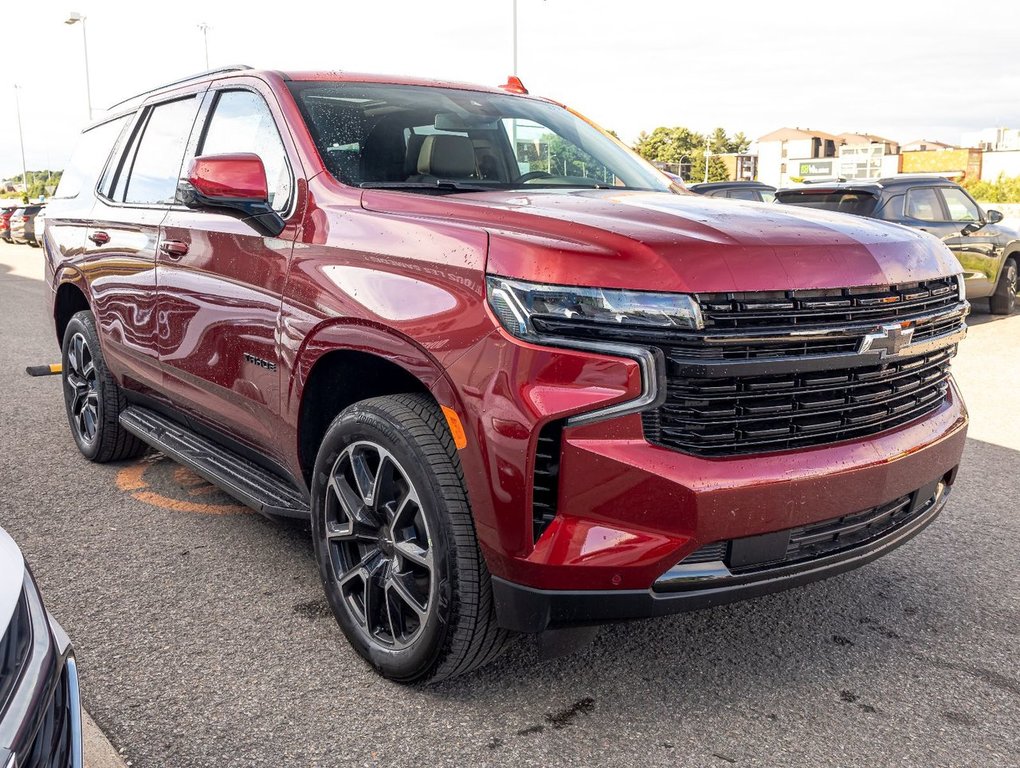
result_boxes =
[517,171,554,183]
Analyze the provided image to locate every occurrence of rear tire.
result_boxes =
[990,257,1017,315]
[311,393,514,683]
[61,310,147,462]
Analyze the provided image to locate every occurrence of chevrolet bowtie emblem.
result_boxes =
[858,322,916,356]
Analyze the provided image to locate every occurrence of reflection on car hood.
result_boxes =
[361,188,961,293]
[0,526,25,634]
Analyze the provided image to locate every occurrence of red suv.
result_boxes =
[43,67,969,683]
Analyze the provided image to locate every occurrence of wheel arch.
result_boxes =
[53,270,91,344]
[292,322,454,484]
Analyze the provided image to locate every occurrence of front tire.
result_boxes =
[311,394,513,683]
[990,257,1017,315]
[61,310,147,462]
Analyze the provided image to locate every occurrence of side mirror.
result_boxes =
[985,209,1004,225]
[177,153,285,237]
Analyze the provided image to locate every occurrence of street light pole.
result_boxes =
[198,23,210,69]
[512,0,518,74]
[65,12,93,121]
[703,144,711,184]
[13,85,30,199]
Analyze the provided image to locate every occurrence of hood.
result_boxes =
[362,188,960,293]
[0,526,25,634]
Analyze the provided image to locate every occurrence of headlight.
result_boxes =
[487,276,703,340]
[956,274,966,301]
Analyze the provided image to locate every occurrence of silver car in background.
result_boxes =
[0,526,82,768]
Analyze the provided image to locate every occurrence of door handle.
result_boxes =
[159,240,190,258]
[88,231,110,245]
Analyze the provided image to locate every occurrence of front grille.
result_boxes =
[644,347,954,456]
[21,663,74,768]
[698,277,959,330]
[532,421,563,542]
[0,589,32,712]
[678,480,943,575]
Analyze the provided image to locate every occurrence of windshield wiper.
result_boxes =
[359,181,501,192]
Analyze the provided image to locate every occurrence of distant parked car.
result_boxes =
[688,181,777,202]
[0,525,82,767]
[9,204,45,247]
[776,176,1018,314]
[0,206,16,242]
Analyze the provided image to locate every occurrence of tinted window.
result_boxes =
[122,97,200,205]
[200,90,292,212]
[904,188,942,221]
[288,81,670,192]
[726,188,759,201]
[939,187,980,222]
[54,116,129,199]
[777,191,878,216]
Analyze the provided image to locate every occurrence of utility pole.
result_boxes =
[14,85,30,199]
[198,23,210,69]
[512,0,518,74]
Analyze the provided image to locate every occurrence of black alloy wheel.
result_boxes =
[324,440,435,650]
[65,331,99,445]
[61,310,147,462]
[311,394,513,683]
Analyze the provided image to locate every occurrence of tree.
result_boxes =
[632,126,749,182]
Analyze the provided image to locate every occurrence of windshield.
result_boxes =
[287,81,671,193]
[776,190,878,217]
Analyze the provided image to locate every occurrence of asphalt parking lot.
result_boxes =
[1,240,1018,768]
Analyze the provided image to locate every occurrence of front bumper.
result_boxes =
[494,478,951,632]
[0,573,83,768]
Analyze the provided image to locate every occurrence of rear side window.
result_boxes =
[54,116,129,199]
[904,188,943,221]
[876,194,904,220]
[726,188,759,201]
[199,90,292,212]
[121,97,200,205]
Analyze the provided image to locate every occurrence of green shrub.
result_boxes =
[964,173,1020,203]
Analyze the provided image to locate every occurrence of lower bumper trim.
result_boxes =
[492,486,948,633]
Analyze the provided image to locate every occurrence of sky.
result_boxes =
[2,0,1019,177]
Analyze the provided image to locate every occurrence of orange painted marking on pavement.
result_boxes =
[115,456,249,515]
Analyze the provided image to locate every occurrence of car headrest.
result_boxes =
[417,134,477,178]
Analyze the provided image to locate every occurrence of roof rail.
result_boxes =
[106,65,254,110]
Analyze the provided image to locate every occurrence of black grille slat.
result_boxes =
[0,589,32,713]
[532,422,564,542]
[699,278,960,330]
[678,484,941,575]
[681,541,728,563]
[22,664,73,768]
[656,353,951,426]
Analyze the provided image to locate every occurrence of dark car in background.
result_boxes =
[688,180,777,202]
[776,176,1018,314]
[10,204,45,247]
[0,525,82,768]
[1,206,17,242]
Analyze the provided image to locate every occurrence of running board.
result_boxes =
[119,406,310,519]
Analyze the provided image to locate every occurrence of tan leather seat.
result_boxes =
[416,134,478,179]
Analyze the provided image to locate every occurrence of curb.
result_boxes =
[83,709,129,768]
